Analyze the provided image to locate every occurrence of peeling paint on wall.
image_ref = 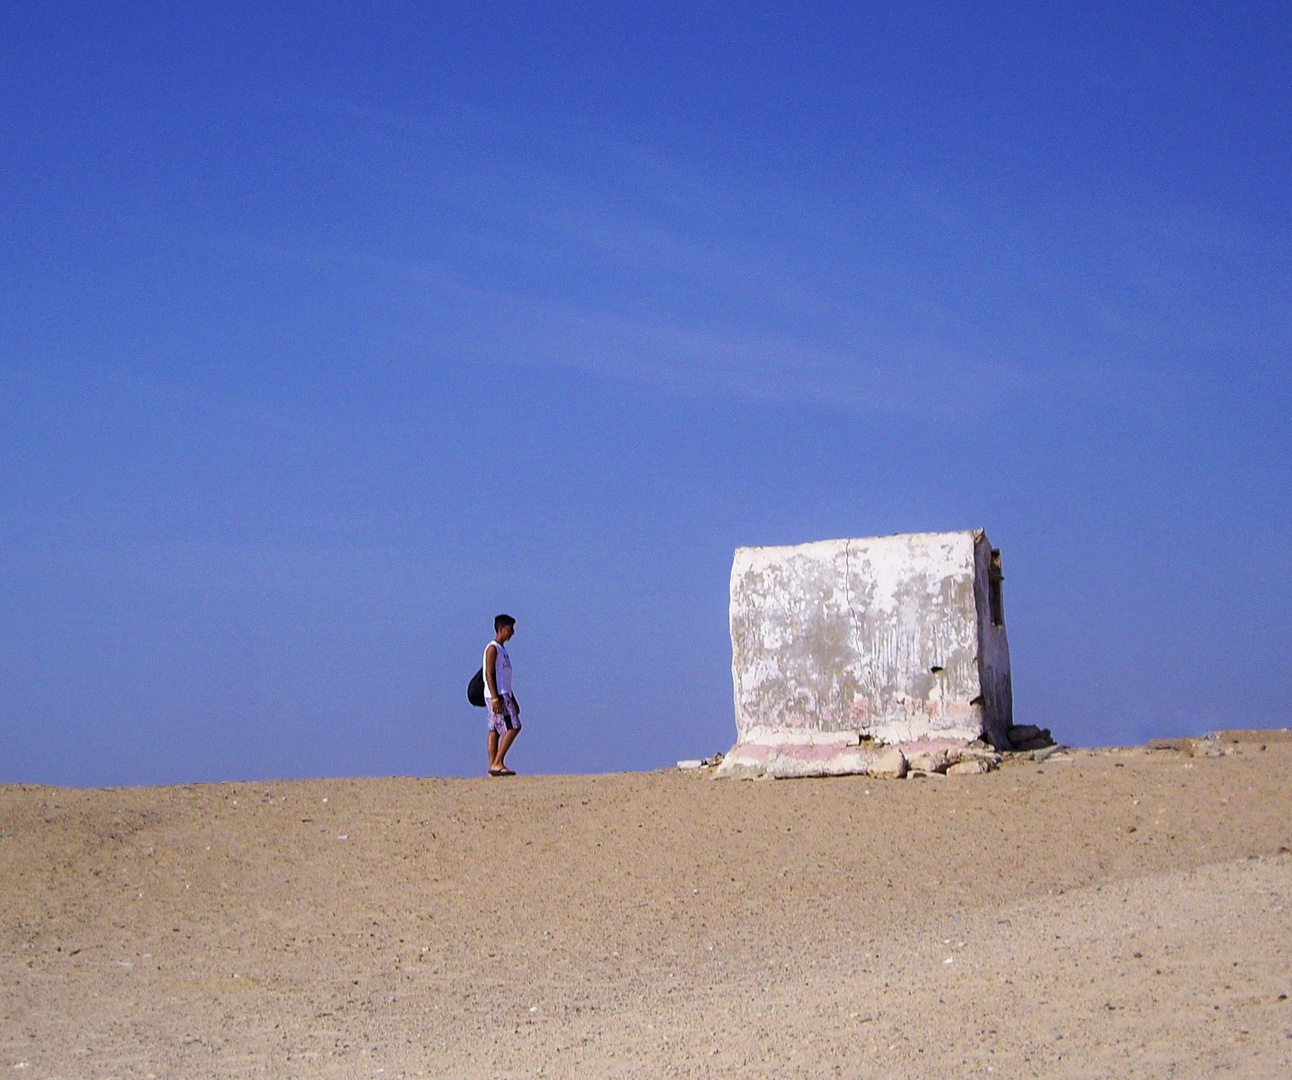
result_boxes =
[719,530,1012,777]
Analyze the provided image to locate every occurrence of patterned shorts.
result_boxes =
[487,694,521,736]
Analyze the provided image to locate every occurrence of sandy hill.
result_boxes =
[2,733,1290,1078]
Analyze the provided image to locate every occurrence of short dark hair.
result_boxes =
[494,613,516,632]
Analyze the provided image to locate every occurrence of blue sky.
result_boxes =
[2,3,1289,785]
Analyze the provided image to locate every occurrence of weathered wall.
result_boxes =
[728,531,1003,751]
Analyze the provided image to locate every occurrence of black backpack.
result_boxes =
[466,667,486,708]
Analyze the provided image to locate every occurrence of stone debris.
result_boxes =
[714,736,1013,781]
[677,752,725,771]
[906,750,952,776]
[1147,730,1292,758]
[870,747,907,780]
[1151,735,1227,758]
[1007,724,1055,752]
[953,746,1003,767]
[1149,736,1221,757]
[947,759,990,776]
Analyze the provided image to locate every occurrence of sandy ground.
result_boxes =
[2,733,1291,1079]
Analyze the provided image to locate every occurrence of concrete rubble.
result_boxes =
[693,735,1060,780]
[1147,728,1292,758]
[871,746,908,779]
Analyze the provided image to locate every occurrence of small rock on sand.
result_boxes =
[871,747,907,780]
[947,759,990,776]
[907,750,952,775]
[1009,725,1044,745]
[1008,725,1055,751]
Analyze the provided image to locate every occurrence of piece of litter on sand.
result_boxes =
[944,957,954,965]
[337,834,349,841]
[529,1006,538,1013]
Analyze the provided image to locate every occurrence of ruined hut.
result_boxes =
[715,530,1012,778]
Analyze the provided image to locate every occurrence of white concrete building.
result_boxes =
[716,530,1012,778]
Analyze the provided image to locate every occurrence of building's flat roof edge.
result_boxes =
[734,529,986,556]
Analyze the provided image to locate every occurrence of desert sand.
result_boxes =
[2,732,1290,1078]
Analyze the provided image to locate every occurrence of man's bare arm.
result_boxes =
[484,643,499,703]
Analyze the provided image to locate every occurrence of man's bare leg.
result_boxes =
[486,730,499,773]
[492,726,520,773]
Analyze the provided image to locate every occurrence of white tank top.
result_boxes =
[484,640,512,696]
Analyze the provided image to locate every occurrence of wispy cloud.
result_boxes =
[203,94,1292,417]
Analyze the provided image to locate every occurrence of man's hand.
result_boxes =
[489,696,503,712]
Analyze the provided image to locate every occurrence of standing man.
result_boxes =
[484,614,521,776]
